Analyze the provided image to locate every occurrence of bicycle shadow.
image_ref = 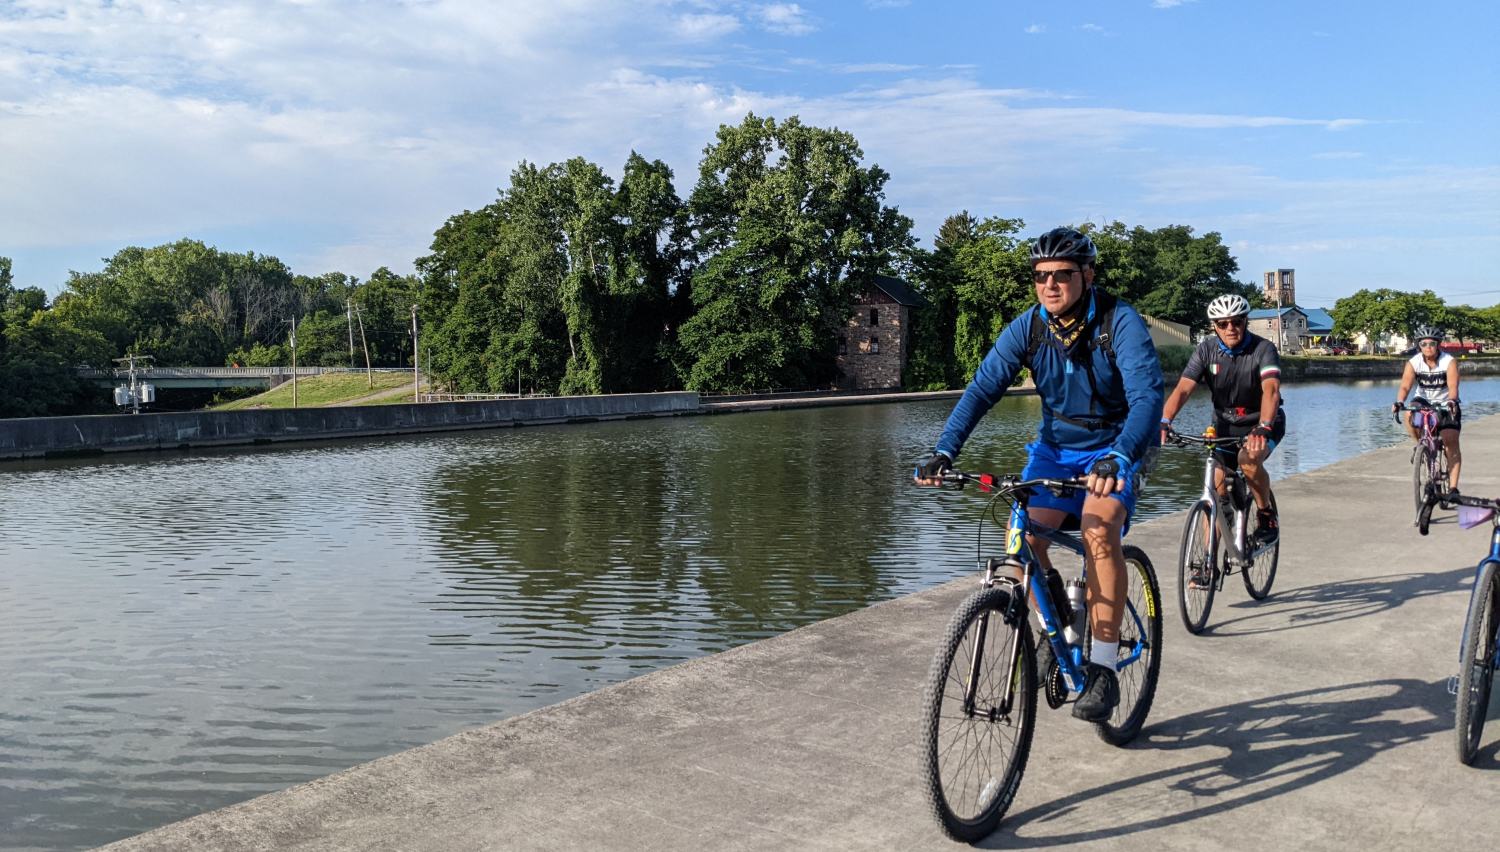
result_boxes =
[1201,566,1474,637]
[979,678,1452,848]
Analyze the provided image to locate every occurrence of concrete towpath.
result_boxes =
[101,418,1500,851]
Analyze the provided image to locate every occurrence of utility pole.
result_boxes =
[289,317,298,408]
[426,347,432,400]
[411,304,420,404]
[346,300,355,368]
[1273,287,1285,352]
[353,304,372,388]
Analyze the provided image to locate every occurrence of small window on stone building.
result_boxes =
[837,334,847,355]
[870,308,879,326]
[869,335,880,354]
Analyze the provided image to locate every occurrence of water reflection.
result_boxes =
[2,377,1499,850]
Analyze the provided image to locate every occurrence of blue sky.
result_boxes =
[1,0,1496,307]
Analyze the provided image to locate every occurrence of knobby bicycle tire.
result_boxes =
[1456,561,1499,766]
[921,586,1037,842]
[1242,490,1279,600]
[1095,545,1163,747]
[1177,502,1217,634]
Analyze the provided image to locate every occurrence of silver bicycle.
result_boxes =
[1168,432,1280,634]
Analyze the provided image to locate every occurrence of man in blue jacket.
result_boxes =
[915,227,1164,723]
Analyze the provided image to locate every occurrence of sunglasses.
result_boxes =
[1418,340,1440,348]
[1033,269,1082,285]
[1213,318,1247,330]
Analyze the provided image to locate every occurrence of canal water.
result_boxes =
[5,377,1500,851]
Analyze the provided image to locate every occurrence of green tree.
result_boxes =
[1332,288,1450,345]
[1084,222,1254,328]
[679,113,914,392]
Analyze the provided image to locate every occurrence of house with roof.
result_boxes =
[837,275,929,390]
[1247,307,1309,353]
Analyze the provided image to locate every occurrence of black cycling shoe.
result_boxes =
[1071,664,1120,723]
[1441,487,1460,510]
[1253,509,1279,548]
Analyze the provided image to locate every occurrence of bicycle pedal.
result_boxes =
[1447,675,1460,695]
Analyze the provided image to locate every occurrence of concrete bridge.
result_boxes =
[79,366,410,389]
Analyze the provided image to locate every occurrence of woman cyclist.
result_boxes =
[1392,326,1461,494]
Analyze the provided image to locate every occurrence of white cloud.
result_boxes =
[1082,24,1105,32]
[1313,151,1365,159]
[757,4,816,36]
[676,13,741,40]
[0,0,1480,302]
[1152,0,1194,7]
[866,0,909,7]
[1025,24,1045,34]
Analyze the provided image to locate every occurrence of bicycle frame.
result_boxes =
[1403,403,1448,489]
[1177,436,1271,569]
[974,488,1148,696]
[1459,522,1500,666]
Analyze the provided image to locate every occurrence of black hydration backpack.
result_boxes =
[1022,289,1124,431]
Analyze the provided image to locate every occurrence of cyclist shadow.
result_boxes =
[983,678,1451,848]
[1202,566,1474,637]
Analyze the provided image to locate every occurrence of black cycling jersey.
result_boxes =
[1181,333,1283,427]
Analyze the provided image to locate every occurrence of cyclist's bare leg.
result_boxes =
[1405,411,1420,442]
[1079,496,1127,644]
[1238,445,1273,511]
[1016,507,1068,606]
[1444,429,1461,490]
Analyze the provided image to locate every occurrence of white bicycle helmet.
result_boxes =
[1413,326,1442,342]
[1206,294,1251,320]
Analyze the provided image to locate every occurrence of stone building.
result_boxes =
[836,275,929,390]
[1264,269,1295,306]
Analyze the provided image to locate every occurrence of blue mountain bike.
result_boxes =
[1425,491,1500,765]
[918,470,1162,842]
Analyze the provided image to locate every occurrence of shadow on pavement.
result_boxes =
[983,678,1449,848]
[1202,567,1474,637]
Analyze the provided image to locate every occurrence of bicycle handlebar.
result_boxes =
[936,471,1088,494]
[1165,432,1245,450]
[1445,493,1500,511]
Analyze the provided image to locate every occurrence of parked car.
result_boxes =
[1331,345,1354,355]
[1304,345,1333,356]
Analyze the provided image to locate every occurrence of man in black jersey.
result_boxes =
[1160,294,1284,556]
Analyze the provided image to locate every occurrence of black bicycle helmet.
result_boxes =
[1413,326,1442,342]
[1030,227,1098,267]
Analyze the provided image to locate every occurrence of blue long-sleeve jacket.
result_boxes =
[935,293,1164,464]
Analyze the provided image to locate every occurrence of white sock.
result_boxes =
[1091,641,1119,671]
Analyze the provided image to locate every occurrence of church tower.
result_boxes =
[1263,269,1295,306]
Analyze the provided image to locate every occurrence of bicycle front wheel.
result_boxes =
[1456,561,1500,765]
[920,586,1036,842]
[1177,502,1217,634]
[1413,445,1432,524]
[1096,545,1163,747]
[1242,490,1279,600]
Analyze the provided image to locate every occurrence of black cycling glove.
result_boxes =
[1249,425,1274,441]
[1088,456,1121,479]
[916,452,952,480]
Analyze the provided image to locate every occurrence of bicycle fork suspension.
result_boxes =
[962,610,1025,721]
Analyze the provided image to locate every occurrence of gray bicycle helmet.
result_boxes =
[1413,326,1442,342]
[1030,227,1097,267]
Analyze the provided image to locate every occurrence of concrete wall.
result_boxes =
[1278,356,1500,381]
[0,392,699,460]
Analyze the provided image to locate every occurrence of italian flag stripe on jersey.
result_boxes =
[1261,366,1281,378]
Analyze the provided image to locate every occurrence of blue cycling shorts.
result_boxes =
[1021,442,1143,534]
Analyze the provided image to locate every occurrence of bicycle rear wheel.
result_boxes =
[1242,490,1278,600]
[1177,502,1217,634]
[921,586,1036,841]
[1456,561,1499,765]
[1096,545,1163,747]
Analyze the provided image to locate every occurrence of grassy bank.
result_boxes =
[213,372,416,410]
